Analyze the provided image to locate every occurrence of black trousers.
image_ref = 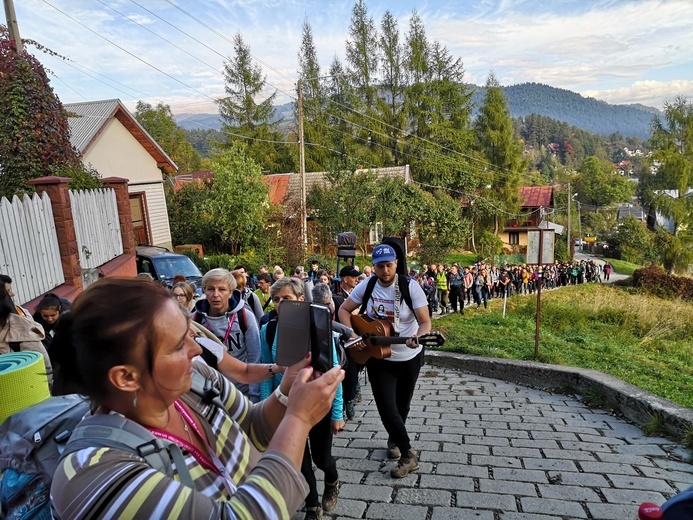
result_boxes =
[301,412,338,508]
[366,349,424,454]
[449,286,464,312]
[342,349,360,402]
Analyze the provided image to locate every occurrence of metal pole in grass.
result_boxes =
[534,228,544,358]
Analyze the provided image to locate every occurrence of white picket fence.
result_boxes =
[69,188,122,269]
[0,192,64,304]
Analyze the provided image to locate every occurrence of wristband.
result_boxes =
[268,364,275,375]
[273,386,289,406]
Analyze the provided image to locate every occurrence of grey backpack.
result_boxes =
[0,372,223,519]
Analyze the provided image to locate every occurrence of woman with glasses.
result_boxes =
[172,281,196,314]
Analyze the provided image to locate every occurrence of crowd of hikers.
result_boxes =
[4,252,692,520]
[413,258,612,315]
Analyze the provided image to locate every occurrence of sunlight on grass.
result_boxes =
[431,284,693,407]
[604,258,642,276]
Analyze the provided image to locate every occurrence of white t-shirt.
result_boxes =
[348,277,428,362]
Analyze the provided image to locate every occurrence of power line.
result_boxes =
[41,0,220,104]
[96,0,219,72]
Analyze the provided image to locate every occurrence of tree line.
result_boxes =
[1,2,691,272]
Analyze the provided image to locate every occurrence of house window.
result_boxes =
[509,232,520,245]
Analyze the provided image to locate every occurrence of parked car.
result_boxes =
[135,245,203,293]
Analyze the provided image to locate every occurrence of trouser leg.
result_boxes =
[367,351,423,453]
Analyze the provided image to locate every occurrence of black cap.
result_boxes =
[339,266,359,278]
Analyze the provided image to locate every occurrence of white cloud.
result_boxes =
[582,80,693,109]
[15,0,693,114]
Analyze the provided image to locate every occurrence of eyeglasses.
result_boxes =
[173,293,186,299]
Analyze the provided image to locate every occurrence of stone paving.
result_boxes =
[293,364,693,520]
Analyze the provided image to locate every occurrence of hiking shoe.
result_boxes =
[391,448,419,478]
[304,506,323,520]
[322,480,340,512]
[345,400,355,420]
[386,439,401,459]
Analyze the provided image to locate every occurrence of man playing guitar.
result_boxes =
[337,243,431,478]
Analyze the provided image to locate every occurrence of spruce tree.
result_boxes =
[474,73,527,233]
[297,20,330,172]
[218,32,294,173]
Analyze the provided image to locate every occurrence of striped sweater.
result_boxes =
[50,362,308,519]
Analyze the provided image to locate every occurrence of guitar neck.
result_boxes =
[366,335,415,346]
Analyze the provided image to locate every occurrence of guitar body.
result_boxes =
[350,315,393,364]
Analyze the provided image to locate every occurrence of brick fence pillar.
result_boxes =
[28,176,82,290]
[101,177,135,255]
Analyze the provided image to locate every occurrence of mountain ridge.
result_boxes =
[175,82,660,140]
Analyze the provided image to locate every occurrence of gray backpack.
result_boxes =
[0,372,223,519]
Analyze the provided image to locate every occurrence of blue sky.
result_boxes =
[12,0,693,115]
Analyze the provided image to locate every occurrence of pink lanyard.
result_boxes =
[203,313,236,345]
[146,400,236,496]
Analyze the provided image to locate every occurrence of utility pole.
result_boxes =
[567,183,571,259]
[297,79,307,249]
[3,0,23,53]
[577,201,582,253]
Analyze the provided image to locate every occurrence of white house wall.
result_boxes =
[81,118,173,249]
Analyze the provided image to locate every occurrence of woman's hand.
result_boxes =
[285,365,345,429]
[278,354,311,395]
[331,419,345,434]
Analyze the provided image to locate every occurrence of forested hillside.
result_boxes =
[472,83,657,139]
[176,82,658,140]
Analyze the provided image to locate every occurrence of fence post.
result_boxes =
[101,177,135,255]
[28,176,83,290]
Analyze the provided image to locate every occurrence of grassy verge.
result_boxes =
[604,258,642,276]
[431,284,693,408]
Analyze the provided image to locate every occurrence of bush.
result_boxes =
[632,265,693,301]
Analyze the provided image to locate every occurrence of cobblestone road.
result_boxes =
[294,364,693,519]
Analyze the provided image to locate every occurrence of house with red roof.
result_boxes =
[501,185,563,251]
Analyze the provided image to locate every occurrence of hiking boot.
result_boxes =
[322,480,340,512]
[386,439,401,459]
[391,448,419,478]
[345,400,355,420]
[304,506,323,520]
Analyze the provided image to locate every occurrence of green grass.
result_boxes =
[445,253,478,267]
[604,258,642,276]
[431,284,693,408]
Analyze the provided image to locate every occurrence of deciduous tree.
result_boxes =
[134,101,201,173]
[0,28,99,197]
[575,156,634,211]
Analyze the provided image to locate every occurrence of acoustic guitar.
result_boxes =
[348,314,445,365]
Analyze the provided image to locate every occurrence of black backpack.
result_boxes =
[0,372,224,520]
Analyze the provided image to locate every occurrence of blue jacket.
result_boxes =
[259,322,343,421]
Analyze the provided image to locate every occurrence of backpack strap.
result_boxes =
[358,276,379,315]
[61,371,227,491]
[262,295,272,311]
[264,315,279,348]
[238,308,247,335]
[64,414,195,490]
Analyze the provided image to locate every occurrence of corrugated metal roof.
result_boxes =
[65,99,177,173]
[65,99,120,153]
